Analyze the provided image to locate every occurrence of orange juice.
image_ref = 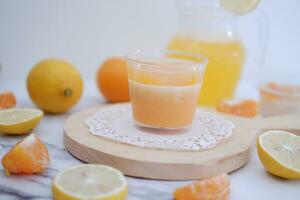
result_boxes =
[126,51,207,129]
[168,37,245,107]
[129,80,200,128]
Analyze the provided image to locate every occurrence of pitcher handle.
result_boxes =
[253,8,269,65]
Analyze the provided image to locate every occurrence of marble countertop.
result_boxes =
[0,80,299,200]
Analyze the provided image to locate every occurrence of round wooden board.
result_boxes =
[63,103,300,180]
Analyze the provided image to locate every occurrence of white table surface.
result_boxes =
[0,79,299,200]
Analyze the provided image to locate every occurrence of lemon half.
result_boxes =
[0,108,43,134]
[220,0,260,14]
[52,164,128,200]
[257,130,300,179]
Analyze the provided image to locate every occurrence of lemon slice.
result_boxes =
[52,164,128,200]
[257,130,300,179]
[220,0,260,14]
[0,108,43,134]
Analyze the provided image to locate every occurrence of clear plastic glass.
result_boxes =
[260,83,300,117]
[126,50,208,130]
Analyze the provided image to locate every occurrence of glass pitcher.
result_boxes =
[168,0,268,107]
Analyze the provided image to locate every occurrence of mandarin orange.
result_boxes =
[2,134,50,174]
[217,99,258,118]
[0,91,16,109]
[174,173,230,200]
[96,57,130,102]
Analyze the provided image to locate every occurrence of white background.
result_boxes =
[0,1,300,200]
[1,0,300,84]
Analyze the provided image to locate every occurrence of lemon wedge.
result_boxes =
[220,0,260,14]
[257,130,300,179]
[0,108,43,134]
[52,164,128,200]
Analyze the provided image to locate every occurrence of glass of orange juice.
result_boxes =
[126,50,208,130]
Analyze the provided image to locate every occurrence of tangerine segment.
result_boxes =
[2,134,50,174]
[174,173,230,200]
[0,91,16,109]
[217,99,258,118]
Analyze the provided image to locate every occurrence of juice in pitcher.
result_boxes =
[168,0,246,107]
[168,37,245,106]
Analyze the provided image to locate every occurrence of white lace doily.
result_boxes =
[86,104,234,151]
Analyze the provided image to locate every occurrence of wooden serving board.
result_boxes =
[64,103,300,180]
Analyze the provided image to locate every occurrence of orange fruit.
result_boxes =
[216,99,258,118]
[174,173,230,200]
[2,134,50,174]
[0,91,16,109]
[97,57,130,102]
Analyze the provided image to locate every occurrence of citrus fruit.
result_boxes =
[97,57,130,102]
[27,59,83,113]
[0,91,17,109]
[257,130,300,179]
[0,108,43,134]
[2,133,50,174]
[174,173,230,200]
[52,164,128,200]
[220,0,260,14]
[216,99,258,118]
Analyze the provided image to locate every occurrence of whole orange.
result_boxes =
[97,57,130,102]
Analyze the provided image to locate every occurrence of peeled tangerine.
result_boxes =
[2,134,50,175]
[174,173,230,200]
[216,99,258,118]
[0,91,16,109]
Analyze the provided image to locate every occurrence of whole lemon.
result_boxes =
[97,57,130,102]
[27,59,83,113]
